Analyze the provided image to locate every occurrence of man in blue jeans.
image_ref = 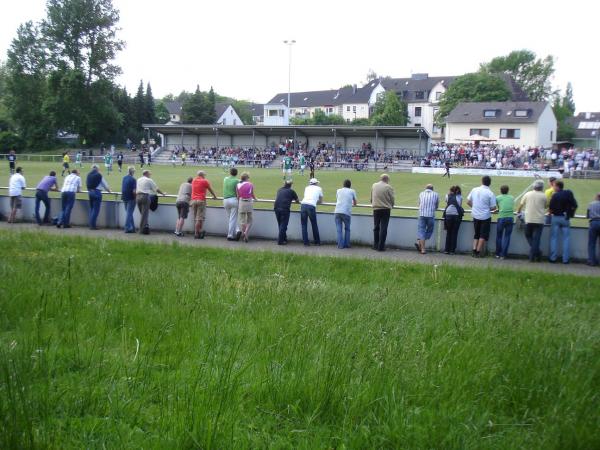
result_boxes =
[586,193,600,266]
[273,180,299,245]
[549,180,578,264]
[334,179,357,249]
[415,184,439,254]
[86,165,112,230]
[34,170,59,225]
[57,169,82,228]
[300,178,323,246]
[495,185,515,259]
[121,166,137,233]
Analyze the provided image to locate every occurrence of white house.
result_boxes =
[263,81,385,126]
[445,101,557,147]
[165,101,244,125]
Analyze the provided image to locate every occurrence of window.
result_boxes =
[500,128,520,139]
[514,109,529,117]
[352,106,356,112]
[469,128,490,137]
[414,107,422,117]
[483,109,499,118]
[414,123,421,127]
[346,106,350,111]
[415,91,425,100]
[268,109,279,117]
[550,130,553,141]
[433,125,441,134]
[279,110,284,117]
[171,114,176,119]
[435,91,442,101]
[233,119,237,125]
[222,118,227,125]
[402,90,409,98]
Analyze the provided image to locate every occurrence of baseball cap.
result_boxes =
[309,178,319,185]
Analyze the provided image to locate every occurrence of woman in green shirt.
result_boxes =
[495,185,515,259]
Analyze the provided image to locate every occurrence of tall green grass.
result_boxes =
[0,231,599,448]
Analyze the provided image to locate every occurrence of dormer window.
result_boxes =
[483,109,499,118]
[514,109,529,117]
[415,91,425,100]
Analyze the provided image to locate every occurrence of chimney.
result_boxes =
[585,112,591,120]
[352,84,357,94]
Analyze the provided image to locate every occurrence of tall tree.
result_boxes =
[6,21,52,149]
[370,91,409,126]
[480,49,555,101]
[182,85,208,124]
[553,84,576,141]
[132,80,145,127]
[436,72,511,125]
[561,82,575,115]
[206,87,216,124]
[43,0,124,84]
[144,82,156,124]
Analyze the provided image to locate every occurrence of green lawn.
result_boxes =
[0,232,599,448]
[2,161,600,220]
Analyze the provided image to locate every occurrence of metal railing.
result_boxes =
[0,186,588,220]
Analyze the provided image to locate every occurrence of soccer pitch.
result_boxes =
[4,161,600,218]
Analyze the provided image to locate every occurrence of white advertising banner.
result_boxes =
[411,167,563,178]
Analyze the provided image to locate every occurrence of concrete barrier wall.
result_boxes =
[0,195,588,260]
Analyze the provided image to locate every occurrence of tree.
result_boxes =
[370,91,409,126]
[553,84,576,141]
[366,69,378,83]
[206,87,216,124]
[155,100,170,124]
[182,85,208,123]
[43,0,124,84]
[481,49,555,101]
[436,72,511,125]
[144,82,156,124]
[132,80,145,127]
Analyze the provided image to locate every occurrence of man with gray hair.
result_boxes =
[136,169,166,234]
[415,183,439,254]
[517,179,547,262]
[371,174,395,251]
[121,166,137,233]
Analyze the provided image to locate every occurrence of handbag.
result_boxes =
[149,194,158,211]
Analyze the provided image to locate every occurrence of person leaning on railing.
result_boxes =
[136,170,166,235]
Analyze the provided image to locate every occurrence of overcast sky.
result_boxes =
[1,0,598,111]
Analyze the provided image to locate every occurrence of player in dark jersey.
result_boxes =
[7,150,16,174]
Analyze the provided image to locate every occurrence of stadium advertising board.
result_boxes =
[412,167,563,178]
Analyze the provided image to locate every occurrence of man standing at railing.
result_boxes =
[34,170,59,225]
[467,176,497,258]
[274,180,299,245]
[121,166,137,233]
[190,170,217,239]
[136,170,167,235]
[415,184,439,255]
[8,167,26,223]
[371,174,395,252]
[56,169,81,228]
[223,168,241,241]
[86,165,112,230]
[587,193,600,267]
[300,178,323,246]
[7,149,16,175]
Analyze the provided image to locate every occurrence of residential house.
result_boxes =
[567,112,600,149]
[165,101,244,125]
[445,101,557,147]
[263,81,385,126]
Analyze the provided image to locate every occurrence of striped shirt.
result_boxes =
[61,174,81,192]
[418,188,439,218]
[588,200,600,221]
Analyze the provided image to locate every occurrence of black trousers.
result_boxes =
[274,209,290,244]
[444,215,462,253]
[373,208,391,250]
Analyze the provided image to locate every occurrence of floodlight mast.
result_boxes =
[283,40,296,125]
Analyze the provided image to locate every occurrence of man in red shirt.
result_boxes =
[191,170,217,239]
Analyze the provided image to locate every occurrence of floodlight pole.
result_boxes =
[283,40,296,125]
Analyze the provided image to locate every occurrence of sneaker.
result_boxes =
[199,231,206,239]
[235,231,242,241]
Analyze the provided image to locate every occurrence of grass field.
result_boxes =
[1,231,599,448]
[3,161,600,220]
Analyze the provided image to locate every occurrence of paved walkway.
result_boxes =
[1,222,598,277]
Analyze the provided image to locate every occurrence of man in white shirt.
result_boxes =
[334,179,357,249]
[467,176,497,257]
[8,167,26,223]
[300,178,323,246]
[57,169,82,228]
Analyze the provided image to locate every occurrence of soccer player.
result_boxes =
[283,153,293,181]
[75,151,83,168]
[104,152,113,174]
[299,153,306,175]
[170,152,177,167]
[7,149,16,174]
[117,151,124,172]
[61,152,71,176]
